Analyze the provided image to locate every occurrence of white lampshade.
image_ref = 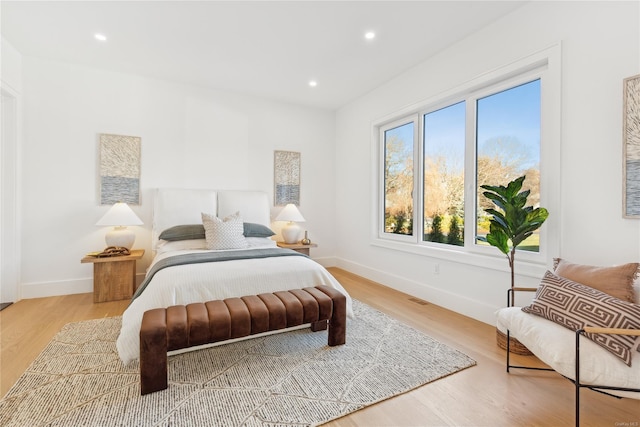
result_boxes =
[275,204,306,222]
[275,204,306,244]
[96,202,143,249]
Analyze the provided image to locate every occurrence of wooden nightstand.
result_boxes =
[81,249,144,303]
[276,242,317,256]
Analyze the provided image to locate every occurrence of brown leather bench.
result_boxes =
[139,285,347,395]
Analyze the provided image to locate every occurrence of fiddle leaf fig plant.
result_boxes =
[480,175,549,305]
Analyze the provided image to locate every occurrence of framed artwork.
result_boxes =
[99,133,141,205]
[274,150,300,206]
[623,74,640,217]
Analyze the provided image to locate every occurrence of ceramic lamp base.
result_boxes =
[281,222,301,244]
[105,226,136,249]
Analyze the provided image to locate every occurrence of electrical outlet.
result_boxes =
[434,264,440,275]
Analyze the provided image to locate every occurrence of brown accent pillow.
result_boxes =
[554,258,638,303]
[522,271,640,366]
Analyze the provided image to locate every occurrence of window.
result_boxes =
[375,47,560,267]
[476,80,541,251]
[423,101,466,246]
[383,120,416,237]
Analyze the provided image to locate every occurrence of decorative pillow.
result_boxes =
[201,212,247,250]
[243,222,275,238]
[159,222,274,241]
[522,271,640,366]
[159,224,205,241]
[554,258,638,303]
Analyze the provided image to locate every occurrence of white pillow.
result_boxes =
[156,239,207,254]
[245,237,277,249]
[201,211,248,250]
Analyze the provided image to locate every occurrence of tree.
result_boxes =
[477,136,537,212]
[446,214,463,246]
[384,135,414,234]
[427,214,445,243]
[423,156,464,219]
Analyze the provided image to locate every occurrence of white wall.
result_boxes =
[334,1,640,324]
[18,56,336,298]
[11,1,640,322]
[1,37,22,93]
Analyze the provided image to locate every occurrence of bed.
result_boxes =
[116,188,353,365]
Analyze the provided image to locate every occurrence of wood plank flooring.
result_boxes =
[1,268,638,426]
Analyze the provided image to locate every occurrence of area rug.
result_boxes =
[0,300,475,426]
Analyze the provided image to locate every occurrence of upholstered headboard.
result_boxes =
[151,188,271,250]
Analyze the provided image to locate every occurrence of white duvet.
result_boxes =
[116,248,354,365]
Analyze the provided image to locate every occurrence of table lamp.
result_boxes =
[275,203,305,244]
[96,202,143,249]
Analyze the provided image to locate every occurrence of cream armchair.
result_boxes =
[496,286,640,427]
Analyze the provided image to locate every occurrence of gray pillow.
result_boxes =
[159,224,205,241]
[159,222,274,241]
[243,222,275,238]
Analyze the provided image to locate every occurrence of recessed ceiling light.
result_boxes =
[364,31,375,40]
[309,80,318,87]
[94,33,107,42]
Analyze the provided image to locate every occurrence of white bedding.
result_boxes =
[116,247,354,365]
[496,307,640,399]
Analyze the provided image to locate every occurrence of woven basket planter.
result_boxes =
[496,328,532,355]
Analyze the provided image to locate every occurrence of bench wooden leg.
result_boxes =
[140,309,168,395]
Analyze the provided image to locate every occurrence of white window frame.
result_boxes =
[378,115,419,244]
[371,44,561,278]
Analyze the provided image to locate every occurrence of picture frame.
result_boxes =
[623,74,640,217]
[99,133,141,205]
[274,150,300,206]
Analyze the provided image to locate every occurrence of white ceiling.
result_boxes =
[1,1,526,110]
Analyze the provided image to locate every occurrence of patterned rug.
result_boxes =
[0,300,475,426]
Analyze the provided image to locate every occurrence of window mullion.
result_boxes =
[415,115,423,244]
[463,96,477,250]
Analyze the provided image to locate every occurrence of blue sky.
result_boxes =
[416,79,541,172]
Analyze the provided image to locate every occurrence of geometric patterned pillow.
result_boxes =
[201,211,248,250]
[522,270,640,366]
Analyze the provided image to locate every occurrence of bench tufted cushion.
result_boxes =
[140,286,347,395]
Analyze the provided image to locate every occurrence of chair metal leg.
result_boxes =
[506,329,511,372]
[576,329,581,427]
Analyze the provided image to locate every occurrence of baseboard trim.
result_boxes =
[333,257,498,326]
[17,257,497,326]
[20,274,145,300]
[20,278,92,299]
[309,256,337,268]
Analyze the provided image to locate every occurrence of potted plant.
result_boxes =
[480,175,549,307]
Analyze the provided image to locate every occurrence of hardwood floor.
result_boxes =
[1,268,638,426]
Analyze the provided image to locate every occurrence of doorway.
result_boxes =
[1,86,19,306]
